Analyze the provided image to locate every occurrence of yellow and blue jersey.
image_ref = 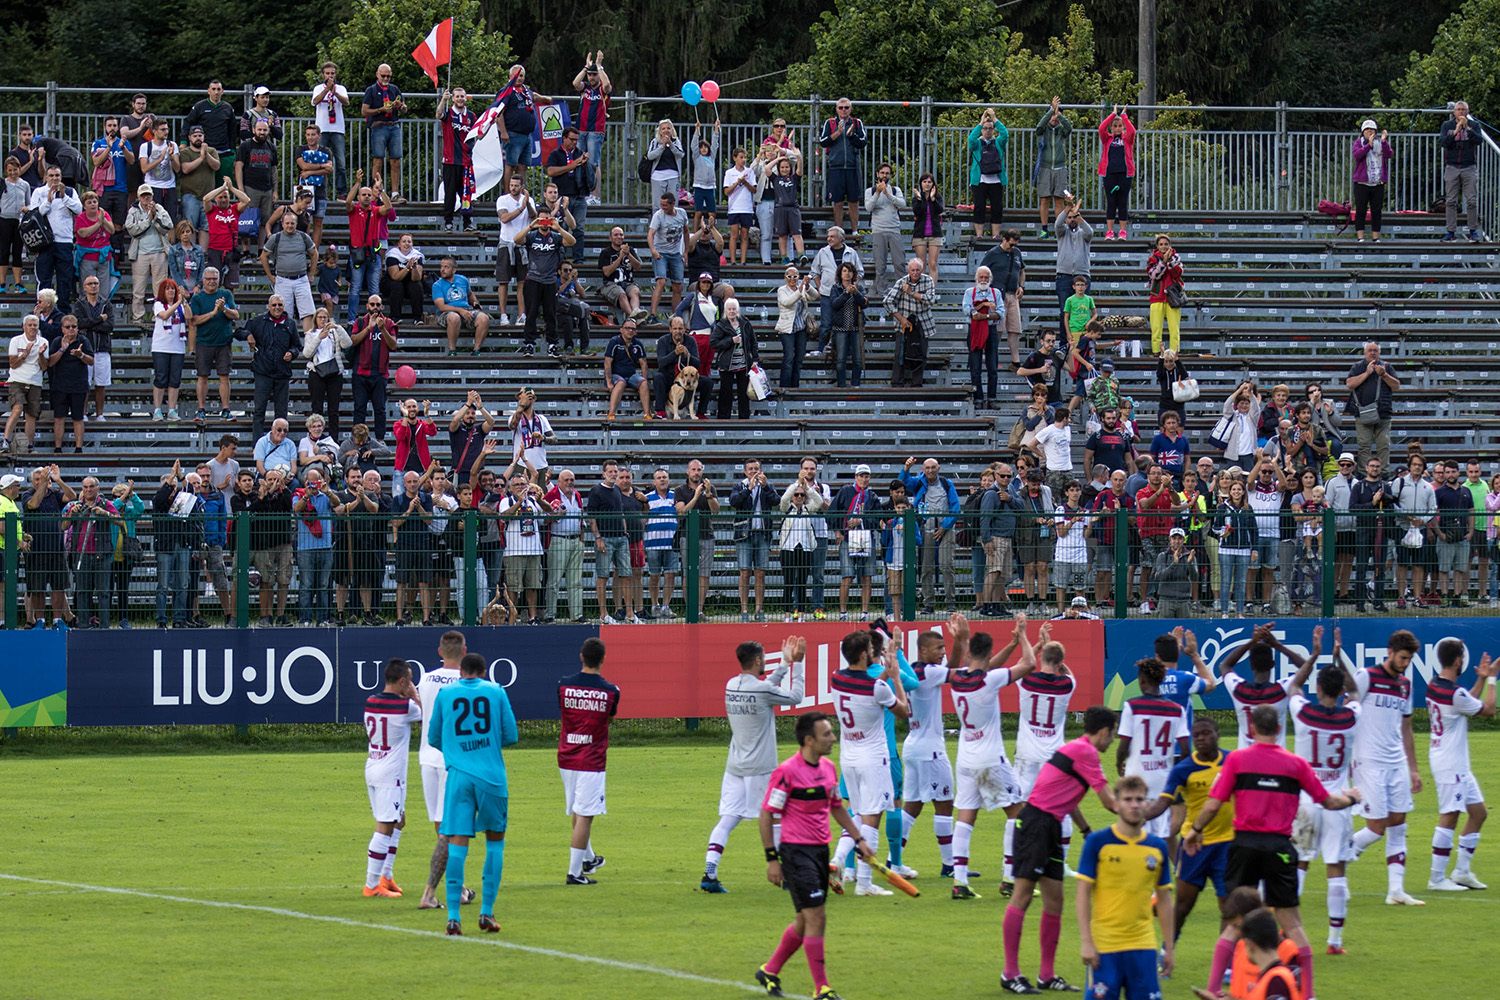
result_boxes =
[1163,750,1234,845]
[1076,824,1172,953]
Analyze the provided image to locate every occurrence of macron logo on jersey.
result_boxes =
[563,688,610,712]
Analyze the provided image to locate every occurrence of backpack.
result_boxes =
[1316,199,1352,234]
[19,206,55,251]
[979,138,1002,176]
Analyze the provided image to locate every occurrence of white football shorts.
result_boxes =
[1354,763,1415,820]
[955,760,1021,812]
[367,780,407,824]
[421,764,447,823]
[902,752,956,803]
[719,771,772,820]
[561,767,608,817]
[1435,772,1485,814]
[842,763,895,816]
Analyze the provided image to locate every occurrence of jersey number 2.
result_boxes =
[452,697,492,736]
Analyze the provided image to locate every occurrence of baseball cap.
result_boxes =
[254,85,270,96]
[0,474,23,489]
[1360,118,1377,131]
[1338,452,1356,464]
[855,464,872,475]
[1169,526,1186,537]
[188,125,204,135]
[137,184,153,196]
[1070,595,1089,607]
[697,271,714,281]
[1099,359,1115,371]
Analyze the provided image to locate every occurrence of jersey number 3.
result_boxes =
[452,697,492,736]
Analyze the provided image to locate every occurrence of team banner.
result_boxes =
[0,629,66,726]
[598,618,1105,718]
[1100,617,1500,709]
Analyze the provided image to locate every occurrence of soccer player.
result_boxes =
[1115,656,1190,842]
[1426,639,1497,891]
[559,637,621,884]
[1287,629,1359,953]
[755,712,875,1000]
[427,651,519,936]
[362,658,422,898]
[1004,705,1120,995]
[702,635,807,893]
[1077,776,1175,1000]
[416,630,472,911]
[949,615,1038,900]
[1155,626,1218,727]
[827,629,909,896]
[1006,621,1078,883]
[1183,704,1363,1000]
[1146,717,1231,945]
[900,618,962,878]
[1215,622,1316,748]
[1348,628,1424,905]
[868,620,921,879]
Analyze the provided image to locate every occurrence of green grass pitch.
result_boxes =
[3,730,1496,999]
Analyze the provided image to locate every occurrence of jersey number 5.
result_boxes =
[452,697,492,737]
[837,695,855,728]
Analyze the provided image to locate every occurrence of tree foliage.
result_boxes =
[1388,0,1500,121]
[311,0,514,102]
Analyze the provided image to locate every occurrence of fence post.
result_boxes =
[920,96,934,177]
[809,94,822,207]
[686,510,700,624]
[1113,509,1128,619]
[235,511,250,628]
[463,509,478,626]
[1275,101,1290,213]
[45,81,58,136]
[3,512,17,629]
[623,91,638,206]
[902,508,917,620]
[1321,507,1335,617]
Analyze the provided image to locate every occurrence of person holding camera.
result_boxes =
[1343,340,1400,468]
[61,475,123,628]
[152,461,208,629]
[1351,119,1394,242]
[516,205,574,357]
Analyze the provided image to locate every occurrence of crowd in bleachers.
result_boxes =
[2,59,1498,627]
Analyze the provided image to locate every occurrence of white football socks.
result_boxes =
[1457,832,1481,876]
[953,821,975,885]
[366,832,389,888]
[1296,866,1307,897]
[381,828,401,879]
[934,814,954,867]
[1431,826,1455,882]
[856,824,879,888]
[568,847,588,878]
[1386,823,1408,894]
[705,815,741,878]
[1327,875,1348,947]
[1003,818,1016,883]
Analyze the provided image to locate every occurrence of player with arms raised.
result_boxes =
[1426,638,1497,891]
[362,658,422,898]
[559,637,621,884]
[827,629,909,896]
[900,615,963,878]
[1286,627,1359,953]
[1144,716,1232,949]
[1006,621,1077,884]
[1349,628,1424,905]
[950,614,1038,901]
[1215,622,1314,748]
[701,636,807,893]
[1155,627,1217,726]
[426,652,519,936]
[754,712,875,1000]
[1115,655,1192,844]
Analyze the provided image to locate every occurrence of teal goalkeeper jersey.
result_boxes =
[427,678,519,793]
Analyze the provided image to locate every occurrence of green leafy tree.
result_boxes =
[1389,0,1500,122]
[310,0,514,103]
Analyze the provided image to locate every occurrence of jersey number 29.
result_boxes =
[452,697,492,736]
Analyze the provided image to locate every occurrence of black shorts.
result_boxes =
[25,550,70,592]
[394,545,433,584]
[778,841,830,912]
[52,389,87,422]
[1227,832,1299,909]
[1011,803,1065,883]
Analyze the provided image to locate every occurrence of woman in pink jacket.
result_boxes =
[1097,105,1136,240]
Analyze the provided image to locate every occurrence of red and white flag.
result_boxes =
[411,18,453,85]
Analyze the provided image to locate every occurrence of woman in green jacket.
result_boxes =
[967,108,1008,241]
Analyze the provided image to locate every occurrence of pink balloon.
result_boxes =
[395,365,417,389]
[701,80,720,103]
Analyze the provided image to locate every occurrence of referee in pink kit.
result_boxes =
[1182,704,1362,1000]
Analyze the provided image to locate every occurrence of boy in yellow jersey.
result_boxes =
[1077,775,1174,1000]
[1146,716,1233,947]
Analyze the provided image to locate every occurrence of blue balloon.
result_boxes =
[681,81,702,106]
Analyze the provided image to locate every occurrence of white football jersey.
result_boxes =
[364,691,423,786]
[903,661,951,760]
[1352,665,1412,769]
[1222,671,1296,748]
[725,660,805,777]
[1290,694,1359,793]
[831,668,896,768]
[1118,694,1188,794]
[948,666,1014,769]
[1014,670,1077,763]
[1426,676,1482,781]
[416,666,461,769]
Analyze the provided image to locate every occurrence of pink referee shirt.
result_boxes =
[763,752,842,846]
[1028,735,1109,819]
[1208,741,1332,835]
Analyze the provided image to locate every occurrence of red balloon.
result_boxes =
[701,80,720,103]
[395,365,417,389]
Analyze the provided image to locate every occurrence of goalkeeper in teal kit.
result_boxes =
[426,652,519,936]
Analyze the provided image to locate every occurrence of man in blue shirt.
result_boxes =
[603,319,650,420]
[427,651,519,936]
[1153,627,1217,727]
[432,256,492,356]
[91,115,135,257]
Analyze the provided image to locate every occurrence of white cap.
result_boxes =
[1169,526,1187,537]
[1339,452,1357,464]
[254,86,271,96]
[1360,118,1377,131]
[855,464,872,475]
[1070,595,1089,607]
[0,474,23,489]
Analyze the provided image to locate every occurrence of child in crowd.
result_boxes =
[882,478,911,617]
[690,121,721,231]
[319,245,342,316]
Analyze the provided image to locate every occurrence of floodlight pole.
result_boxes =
[1138,0,1157,126]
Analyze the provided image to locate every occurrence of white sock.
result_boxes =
[832,832,855,869]
[569,846,588,878]
[586,839,596,863]
[381,828,401,879]
[1431,826,1455,882]
[772,821,782,850]
[1003,818,1017,883]
[1327,876,1349,946]
[934,814,954,867]
[1352,825,1383,857]
[705,815,740,878]
[900,810,916,847]
[1297,866,1307,897]
[1457,832,1481,876]
[856,824,879,888]
[953,821,974,885]
[366,832,389,888]
[1386,823,1408,894]
[1060,814,1074,867]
